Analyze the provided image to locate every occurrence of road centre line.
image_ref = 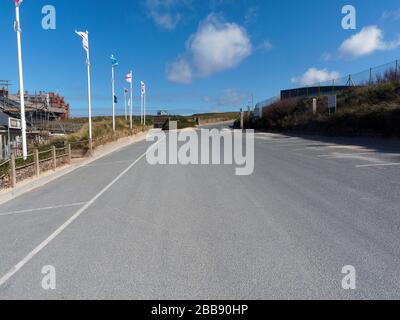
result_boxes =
[0,138,164,288]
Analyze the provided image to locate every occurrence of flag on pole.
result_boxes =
[15,0,23,7]
[75,31,89,54]
[141,81,146,95]
[111,54,118,67]
[125,72,132,83]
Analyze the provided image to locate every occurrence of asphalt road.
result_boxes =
[0,122,399,299]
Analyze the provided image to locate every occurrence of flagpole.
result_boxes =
[130,71,133,129]
[14,4,28,160]
[124,89,127,121]
[143,92,147,126]
[111,64,115,132]
[86,41,93,154]
[140,92,143,125]
[141,83,144,126]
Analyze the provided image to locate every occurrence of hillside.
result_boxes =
[251,82,400,137]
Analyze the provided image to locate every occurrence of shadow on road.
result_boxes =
[284,133,400,154]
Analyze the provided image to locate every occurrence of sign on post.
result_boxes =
[8,118,22,130]
[328,95,337,114]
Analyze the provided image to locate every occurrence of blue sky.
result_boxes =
[1,0,400,117]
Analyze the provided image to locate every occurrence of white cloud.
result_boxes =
[382,9,400,21]
[145,0,191,30]
[189,14,252,76]
[216,89,247,106]
[320,52,333,61]
[258,40,273,52]
[245,7,259,25]
[339,25,400,58]
[291,68,340,86]
[203,89,248,107]
[167,14,252,83]
[167,56,193,84]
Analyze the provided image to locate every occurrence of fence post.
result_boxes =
[10,153,16,188]
[34,149,40,177]
[67,144,72,164]
[52,146,57,171]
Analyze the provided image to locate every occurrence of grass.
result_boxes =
[161,116,197,130]
[251,82,400,137]
[193,112,239,122]
[36,117,148,152]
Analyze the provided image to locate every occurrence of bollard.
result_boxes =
[34,149,40,177]
[10,153,16,188]
[52,146,57,171]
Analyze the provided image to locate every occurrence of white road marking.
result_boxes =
[256,138,301,143]
[318,152,375,158]
[356,163,400,168]
[0,139,164,288]
[305,145,370,152]
[317,153,384,163]
[82,160,133,167]
[0,202,87,217]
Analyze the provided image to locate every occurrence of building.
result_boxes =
[280,85,351,100]
[0,89,70,128]
[157,110,169,116]
[0,86,71,159]
[0,112,22,160]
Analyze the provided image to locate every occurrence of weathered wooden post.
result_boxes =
[10,153,16,188]
[67,144,72,165]
[52,146,57,171]
[34,149,40,177]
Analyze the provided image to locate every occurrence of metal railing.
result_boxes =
[255,58,400,113]
[282,58,400,99]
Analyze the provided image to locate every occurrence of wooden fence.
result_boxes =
[0,127,145,190]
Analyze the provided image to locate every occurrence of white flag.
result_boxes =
[125,72,132,84]
[141,81,146,95]
[75,30,89,54]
